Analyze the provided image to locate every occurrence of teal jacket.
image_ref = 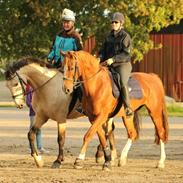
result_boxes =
[48,28,82,67]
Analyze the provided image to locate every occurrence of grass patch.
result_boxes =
[166,104,183,117]
[0,105,16,107]
[138,104,183,117]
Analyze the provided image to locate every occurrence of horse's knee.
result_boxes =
[28,127,38,141]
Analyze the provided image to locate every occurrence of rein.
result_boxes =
[11,71,59,99]
[63,61,102,89]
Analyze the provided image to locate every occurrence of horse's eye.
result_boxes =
[13,83,19,87]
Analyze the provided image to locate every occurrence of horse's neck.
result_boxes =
[79,55,100,79]
[79,58,101,96]
[20,64,57,89]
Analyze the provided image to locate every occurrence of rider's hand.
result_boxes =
[106,58,114,65]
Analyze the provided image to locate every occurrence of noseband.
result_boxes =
[11,72,27,99]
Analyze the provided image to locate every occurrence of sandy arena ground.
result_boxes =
[0,107,183,183]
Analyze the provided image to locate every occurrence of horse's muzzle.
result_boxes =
[17,104,23,109]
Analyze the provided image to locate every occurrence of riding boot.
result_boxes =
[121,86,133,117]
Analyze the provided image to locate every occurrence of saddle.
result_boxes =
[108,68,143,99]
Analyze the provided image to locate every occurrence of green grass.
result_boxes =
[0,104,16,107]
[137,104,183,117]
[166,104,183,117]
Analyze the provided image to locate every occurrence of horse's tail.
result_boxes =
[133,110,141,140]
[162,98,169,143]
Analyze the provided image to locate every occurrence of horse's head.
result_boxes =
[62,51,79,94]
[5,67,27,109]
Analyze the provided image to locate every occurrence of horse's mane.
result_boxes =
[75,51,99,68]
[5,57,54,80]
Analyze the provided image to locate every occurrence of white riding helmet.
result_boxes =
[61,8,76,22]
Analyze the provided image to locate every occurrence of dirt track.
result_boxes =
[0,107,183,183]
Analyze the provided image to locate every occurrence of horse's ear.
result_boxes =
[68,51,74,56]
[66,51,76,59]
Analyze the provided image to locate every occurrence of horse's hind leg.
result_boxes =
[52,122,66,168]
[148,107,168,169]
[119,115,138,167]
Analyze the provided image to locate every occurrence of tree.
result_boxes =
[0,0,183,66]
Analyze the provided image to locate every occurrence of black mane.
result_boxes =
[5,57,54,80]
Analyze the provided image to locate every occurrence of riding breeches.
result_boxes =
[112,62,132,89]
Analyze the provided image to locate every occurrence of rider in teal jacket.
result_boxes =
[48,8,83,67]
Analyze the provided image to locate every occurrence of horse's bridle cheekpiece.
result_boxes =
[63,59,102,89]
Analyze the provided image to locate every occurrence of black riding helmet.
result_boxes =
[111,12,125,23]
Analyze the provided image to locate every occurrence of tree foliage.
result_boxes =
[0,0,183,65]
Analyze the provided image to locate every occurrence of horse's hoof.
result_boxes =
[156,162,165,169]
[51,161,62,169]
[32,154,44,168]
[96,156,105,163]
[74,158,84,169]
[102,161,111,171]
[118,159,127,167]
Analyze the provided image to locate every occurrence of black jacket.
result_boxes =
[100,29,132,66]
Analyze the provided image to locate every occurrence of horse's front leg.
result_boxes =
[52,122,66,168]
[28,116,46,168]
[95,118,117,165]
[28,131,44,168]
[74,115,111,170]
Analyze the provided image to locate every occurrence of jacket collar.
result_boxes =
[111,28,124,37]
[59,27,75,36]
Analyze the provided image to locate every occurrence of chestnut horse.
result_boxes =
[62,50,169,170]
[5,57,116,168]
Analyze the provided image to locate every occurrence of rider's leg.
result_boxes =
[121,85,133,116]
[113,62,133,117]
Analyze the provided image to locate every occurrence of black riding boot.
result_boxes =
[121,86,133,117]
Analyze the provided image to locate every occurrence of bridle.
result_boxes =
[8,71,59,99]
[63,59,102,89]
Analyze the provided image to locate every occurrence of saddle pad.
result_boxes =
[128,76,143,99]
[109,72,143,99]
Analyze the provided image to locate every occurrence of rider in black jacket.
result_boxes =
[100,12,133,117]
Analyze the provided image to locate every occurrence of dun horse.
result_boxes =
[62,50,169,170]
[5,57,115,168]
